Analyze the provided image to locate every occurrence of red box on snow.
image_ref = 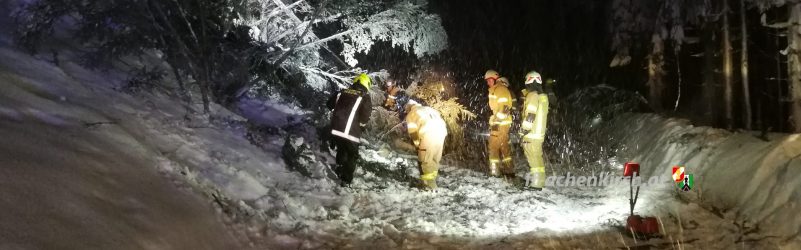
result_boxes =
[626,215,642,232]
[623,162,640,177]
[642,217,660,234]
[626,215,661,236]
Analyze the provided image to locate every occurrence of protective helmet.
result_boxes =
[405,99,421,110]
[497,77,510,86]
[354,73,372,89]
[524,71,543,85]
[484,70,500,80]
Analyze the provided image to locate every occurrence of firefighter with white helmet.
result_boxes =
[520,70,550,190]
[383,85,448,190]
[485,70,516,180]
[403,99,448,190]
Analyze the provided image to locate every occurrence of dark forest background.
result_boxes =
[362,0,800,133]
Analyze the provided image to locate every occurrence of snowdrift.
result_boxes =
[603,113,801,240]
[0,41,246,249]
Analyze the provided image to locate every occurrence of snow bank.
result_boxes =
[603,113,801,240]
[0,47,245,249]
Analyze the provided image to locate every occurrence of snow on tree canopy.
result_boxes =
[236,0,447,90]
[340,0,448,66]
[607,0,704,67]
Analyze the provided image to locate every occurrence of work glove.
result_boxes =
[502,105,512,114]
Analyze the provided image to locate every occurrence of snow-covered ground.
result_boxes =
[603,113,801,248]
[1,2,797,248]
[0,39,246,249]
[0,35,789,250]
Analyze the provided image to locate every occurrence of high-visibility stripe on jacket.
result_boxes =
[405,104,448,147]
[521,90,540,131]
[328,84,372,143]
[521,91,549,141]
[405,103,447,189]
[488,84,513,126]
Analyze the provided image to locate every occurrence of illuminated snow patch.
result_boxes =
[259,147,669,240]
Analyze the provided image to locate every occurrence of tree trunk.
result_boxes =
[756,95,763,132]
[199,72,211,113]
[776,10,785,132]
[170,64,191,106]
[740,0,752,130]
[647,34,665,112]
[198,2,211,114]
[148,0,207,112]
[703,16,719,126]
[789,3,801,132]
[673,48,682,111]
[722,0,734,130]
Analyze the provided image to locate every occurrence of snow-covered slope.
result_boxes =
[603,113,801,245]
[2,0,795,247]
[0,43,247,249]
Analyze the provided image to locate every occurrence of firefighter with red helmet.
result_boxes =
[485,70,516,180]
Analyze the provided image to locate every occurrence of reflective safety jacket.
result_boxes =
[488,83,514,127]
[405,104,448,147]
[520,90,549,140]
[327,83,372,143]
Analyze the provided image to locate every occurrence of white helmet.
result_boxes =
[524,71,543,85]
[497,77,510,86]
[484,70,500,80]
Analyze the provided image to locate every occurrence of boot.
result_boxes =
[421,179,437,190]
[524,171,545,191]
[504,173,520,186]
[489,163,501,177]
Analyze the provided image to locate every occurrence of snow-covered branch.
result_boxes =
[298,66,363,89]
[338,0,448,66]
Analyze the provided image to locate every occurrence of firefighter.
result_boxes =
[520,71,550,190]
[384,88,448,190]
[403,99,448,190]
[384,79,409,120]
[485,70,515,180]
[327,73,373,187]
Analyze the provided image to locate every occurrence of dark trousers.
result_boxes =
[333,137,359,184]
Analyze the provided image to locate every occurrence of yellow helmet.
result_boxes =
[353,73,372,89]
[484,70,500,80]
